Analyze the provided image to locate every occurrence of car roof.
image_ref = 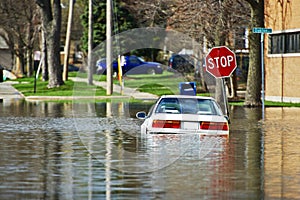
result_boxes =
[171,54,191,57]
[160,95,214,100]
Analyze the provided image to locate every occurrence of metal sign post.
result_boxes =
[252,27,272,120]
[260,33,265,120]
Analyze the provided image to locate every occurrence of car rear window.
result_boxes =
[156,98,181,114]
[155,98,219,115]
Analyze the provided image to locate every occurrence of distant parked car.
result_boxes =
[96,55,163,75]
[61,64,80,72]
[168,54,195,73]
[68,64,79,72]
[136,95,229,136]
[95,58,115,74]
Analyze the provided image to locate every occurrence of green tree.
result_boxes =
[80,0,137,53]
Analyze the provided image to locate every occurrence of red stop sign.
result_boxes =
[205,46,237,78]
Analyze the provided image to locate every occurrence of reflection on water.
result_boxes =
[264,107,300,199]
[0,101,300,199]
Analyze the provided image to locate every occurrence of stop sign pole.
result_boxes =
[205,46,237,120]
[253,27,272,120]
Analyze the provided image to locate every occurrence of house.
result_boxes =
[0,35,12,70]
[265,1,300,103]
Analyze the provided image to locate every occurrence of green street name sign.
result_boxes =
[252,27,272,33]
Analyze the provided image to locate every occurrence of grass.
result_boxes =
[69,71,107,81]
[13,75,108,97]
[71,71,183,96]
[229,100,300,107]
[136,84,175,96]
[265,101,300,107]
[123,72,191,95]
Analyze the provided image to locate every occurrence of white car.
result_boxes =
[136,95,229,136]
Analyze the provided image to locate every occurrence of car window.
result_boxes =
[173,55,185,62]
[129,57,141,64]
[155,98,219,115]
[137,57,145,62]
[173,55,193,64]
[196,99,216,115]
[211,100,223,115]
[179,98,198,114]
[155,98,181,114]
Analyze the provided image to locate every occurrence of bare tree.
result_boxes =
[0,0,40,76]
[168,0,250,100]
[123,0,175,27]
[36,0,64,88]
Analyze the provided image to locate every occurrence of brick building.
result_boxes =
[265,1,300,103]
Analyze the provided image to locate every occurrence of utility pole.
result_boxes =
[106,0,113,95]
[87,0,93,85]
[63,0,74,81]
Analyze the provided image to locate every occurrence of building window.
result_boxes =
[269,31,300,54]
[270,34,284,54]
[297,34,300,52]
[286,33,298,53]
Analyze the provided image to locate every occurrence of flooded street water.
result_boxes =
[0,100,300,199]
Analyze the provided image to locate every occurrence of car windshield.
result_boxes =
[155,97,221,115]
[137,57,145,62]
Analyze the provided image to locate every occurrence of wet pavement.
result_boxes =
[0,82,24,102]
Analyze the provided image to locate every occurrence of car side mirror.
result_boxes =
[136,111,147,119]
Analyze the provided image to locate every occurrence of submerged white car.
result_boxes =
[136,95,229,136]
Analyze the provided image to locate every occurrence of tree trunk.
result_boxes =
[244,0,264,106]
[36,0,63,88]
[41,28,49,81]
[27,49,33,77]
[47,0,63,88]
[19,51,26,76]
[26,22,34,77]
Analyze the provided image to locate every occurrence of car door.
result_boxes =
[124,56,142,73]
